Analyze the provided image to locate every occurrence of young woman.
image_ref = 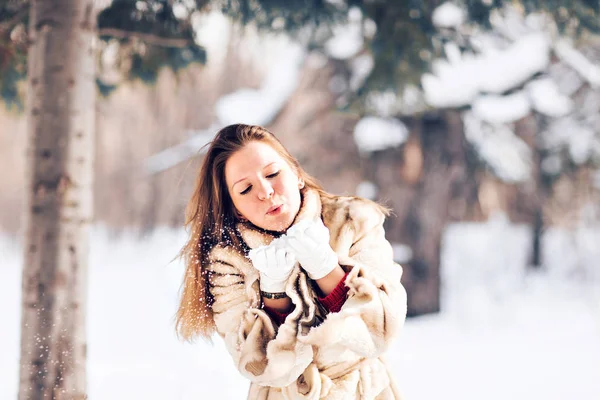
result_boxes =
[176,124,407,399]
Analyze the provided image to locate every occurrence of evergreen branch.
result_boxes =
[97,27,195,48]
[0,6,28,33]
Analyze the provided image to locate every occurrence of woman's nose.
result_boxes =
[257,180,274,200]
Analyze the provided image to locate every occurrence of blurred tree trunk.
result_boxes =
[513,114,544,268]
[369,111,477,316]
[19,1,96,399]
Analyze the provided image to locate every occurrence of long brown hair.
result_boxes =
[175,124,326,341]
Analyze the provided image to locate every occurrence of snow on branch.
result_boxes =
[527,78,573,117]
[554,40,600,88]
[432,2,465,29]
[353,116,409,154]
[543,117,596,165]
[144,124,219,175]
[324,7,365,60]
[422,32,551,108]
[215,43,304,126]
[472,92,530,125]
[464,112,532,183]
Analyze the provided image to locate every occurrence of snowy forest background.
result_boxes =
[1,0,599,399]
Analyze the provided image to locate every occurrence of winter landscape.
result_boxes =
[1,221,599,399]
[1,1,600,399]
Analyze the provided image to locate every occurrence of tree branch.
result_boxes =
[0,7,29,33]
[97,27,196,48]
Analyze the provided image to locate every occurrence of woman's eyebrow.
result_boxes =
[231,162,279,190]
[232,176,248,190]
[262,162,277,170]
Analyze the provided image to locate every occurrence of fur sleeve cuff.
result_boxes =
[230,268,315,387]
[299,264,406,358]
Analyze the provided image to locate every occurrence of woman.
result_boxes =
[176,124,407,399]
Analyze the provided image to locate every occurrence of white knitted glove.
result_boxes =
[248,237,297,293]
[286,218,338,280]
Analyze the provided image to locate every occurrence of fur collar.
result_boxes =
[236,187,322,249]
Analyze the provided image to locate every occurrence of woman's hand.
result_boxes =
[248,237,296,293]
[286,218,338,280]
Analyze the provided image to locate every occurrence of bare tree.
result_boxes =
[19,0,96,398]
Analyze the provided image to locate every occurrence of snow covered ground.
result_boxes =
[1,219,599,399]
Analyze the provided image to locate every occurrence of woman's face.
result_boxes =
[225,141,302,232]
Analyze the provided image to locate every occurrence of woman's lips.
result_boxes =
[266,205,282,215]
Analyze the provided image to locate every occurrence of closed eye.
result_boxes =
[266,171,280,178]
[240,185,251,195]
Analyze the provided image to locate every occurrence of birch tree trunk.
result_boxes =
[19,1,96,399]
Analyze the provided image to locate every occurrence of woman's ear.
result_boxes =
[298,179,305,189]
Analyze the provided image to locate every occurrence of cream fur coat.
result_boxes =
[207,188,407,399]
